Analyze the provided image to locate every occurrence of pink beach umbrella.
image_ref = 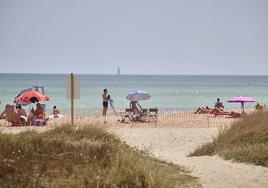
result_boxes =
[227,96,256,113]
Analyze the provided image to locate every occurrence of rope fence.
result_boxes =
[44,107,252,128]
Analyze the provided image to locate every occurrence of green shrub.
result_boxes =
[190,110,268,167]
[0,125,198,188]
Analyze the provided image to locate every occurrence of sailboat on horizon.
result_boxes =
[117,68,120,76]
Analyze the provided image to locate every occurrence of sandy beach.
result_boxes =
[110,127,268,188]
[1,110,268,188]
[2,0,268,186]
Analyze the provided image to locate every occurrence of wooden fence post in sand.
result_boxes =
[70,73,74,125]
[66,73,80,126]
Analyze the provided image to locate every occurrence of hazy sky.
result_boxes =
[0,0,267,75]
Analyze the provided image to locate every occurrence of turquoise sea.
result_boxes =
[0,74,268,110]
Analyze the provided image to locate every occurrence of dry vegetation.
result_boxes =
[0,124,198,188]
[190,110,268,167]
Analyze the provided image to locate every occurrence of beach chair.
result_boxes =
[148,108,158,122]
[142,108,148,115]
[32,118,48,126]
[120,108,133,123]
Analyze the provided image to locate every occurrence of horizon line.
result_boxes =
[0,72,268,76]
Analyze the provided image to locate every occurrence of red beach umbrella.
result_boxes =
[15,91,49,105]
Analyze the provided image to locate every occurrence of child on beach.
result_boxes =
[48,105,62,119]
[52,106,60,118]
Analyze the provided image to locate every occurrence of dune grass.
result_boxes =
[190,110,268,167]
[0,125,198,188]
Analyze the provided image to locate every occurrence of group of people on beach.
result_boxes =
[102,88,148,123]
[103,89,265,123]
[1,88,264,126]
[194,98,225,114]
[0,102,60,126]
[194,98,264,118]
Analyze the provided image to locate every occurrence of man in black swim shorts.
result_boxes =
[102,89,110,123]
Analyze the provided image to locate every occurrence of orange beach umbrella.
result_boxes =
[15,90,49,105]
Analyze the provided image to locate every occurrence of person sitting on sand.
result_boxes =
[255,102,264,111]
[130,101,142,114]
[32,103,45,118]
[16,104,27,122]
[29,103,46,124]
[215,98,224,110]
[207,98,227,116]
[129,101,146,122]
[194,98,225,115]
[48,105,63,119]
[0,104,21,126]
[52,105,60,118]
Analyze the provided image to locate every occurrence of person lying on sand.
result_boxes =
[209,107,228,115]
[194,106,228,116]
[194,106,211,114]
[228,111,246,118]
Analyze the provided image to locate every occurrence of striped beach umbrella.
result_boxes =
[126,90,151,101]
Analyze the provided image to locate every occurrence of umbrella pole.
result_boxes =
[241,102,245,113]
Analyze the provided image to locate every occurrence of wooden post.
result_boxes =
[71,73,74,125]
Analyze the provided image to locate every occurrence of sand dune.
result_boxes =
[110,127,268,188]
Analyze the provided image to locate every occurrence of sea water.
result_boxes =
[0,73,268,110]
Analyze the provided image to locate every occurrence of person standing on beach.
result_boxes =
[102,89,110,123]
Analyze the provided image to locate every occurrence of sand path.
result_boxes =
[110,127,268,188]
[1,120,268,188]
